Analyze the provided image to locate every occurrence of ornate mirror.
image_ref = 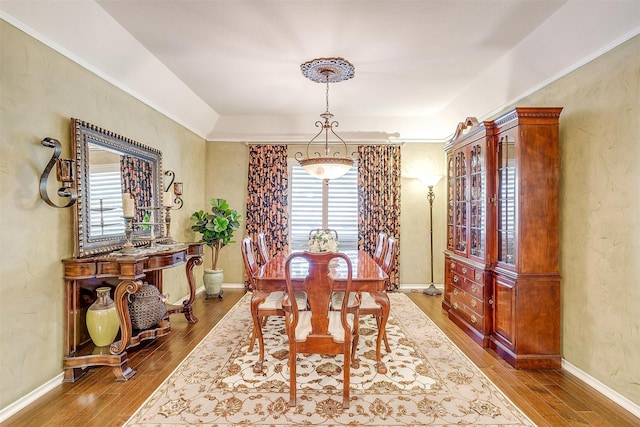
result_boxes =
[72,119,163,257]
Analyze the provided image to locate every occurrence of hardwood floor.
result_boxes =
[3,288,638,426]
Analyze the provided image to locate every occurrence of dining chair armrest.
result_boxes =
[281,292,293,312]
[342,292,361,317]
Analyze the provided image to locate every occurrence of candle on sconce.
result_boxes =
[162,191,173,207]
[122,192,135,217]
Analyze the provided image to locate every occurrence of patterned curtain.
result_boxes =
[121,155,153,223]
[358,145,401,290]
[245,145,289,287]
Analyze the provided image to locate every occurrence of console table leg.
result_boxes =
[183,255,203,324]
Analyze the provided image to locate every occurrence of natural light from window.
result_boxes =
[289,161,359,250]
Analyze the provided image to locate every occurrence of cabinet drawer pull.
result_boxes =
[453,302,459,310]
[475,272,482,281]
[471,284,477,293]
[453,288,458,296]
[450,262,455,269]
[453,275,459,283]
[471,314,477,324]
[470,299,477,308]
[462,267,468,274]
[489,298,494,306]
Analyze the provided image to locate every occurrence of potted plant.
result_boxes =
[189,198,241,299]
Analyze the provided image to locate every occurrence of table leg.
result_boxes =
[371,291,390,374]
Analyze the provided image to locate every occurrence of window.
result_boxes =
[289,161,359,250]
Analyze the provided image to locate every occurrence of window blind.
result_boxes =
[289,163,358,250]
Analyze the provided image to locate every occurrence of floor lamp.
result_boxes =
[420,175,443,296]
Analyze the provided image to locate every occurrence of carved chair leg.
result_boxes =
[288,342,297,407]
[376,315,391,353]
[343,345,351,409]
[248,325,257,352]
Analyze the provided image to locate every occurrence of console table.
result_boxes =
[62,242,203,382]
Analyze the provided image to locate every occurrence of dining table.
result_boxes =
[253,249,390,374]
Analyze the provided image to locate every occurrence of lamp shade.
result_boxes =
[300,157,353,180]
[419,175,443,187]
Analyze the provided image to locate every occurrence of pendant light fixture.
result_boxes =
[296,57,354,180]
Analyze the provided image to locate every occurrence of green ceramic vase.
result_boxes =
[86,287,120,347]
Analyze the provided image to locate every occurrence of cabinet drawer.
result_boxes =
[450,273,484,300]
[146,250,186,270]
[451,292,485,330]
[451,286,485,316]
[448,259,484,282]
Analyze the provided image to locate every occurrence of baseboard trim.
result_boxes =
[398,283,445,291]
[561,360,640,418]
[0,373,64,422]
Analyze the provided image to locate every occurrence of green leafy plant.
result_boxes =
[189,198,241,270]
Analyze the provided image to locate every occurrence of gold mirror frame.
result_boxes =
[72,118,163,257]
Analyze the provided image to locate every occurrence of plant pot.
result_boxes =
[203,269,223,299]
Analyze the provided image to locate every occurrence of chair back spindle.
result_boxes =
[372,232,388,265]
[257,232,270,264]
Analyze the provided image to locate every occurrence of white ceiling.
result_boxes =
[2,1,639,143]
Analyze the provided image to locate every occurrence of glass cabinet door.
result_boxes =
[446,154,454,250]
[454,150,468,254]
[469,143,485,259]
[496,134,517,266]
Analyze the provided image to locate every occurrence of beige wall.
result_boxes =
[1,18,638,412]
[521,35,639,404]
[0,22,207,409]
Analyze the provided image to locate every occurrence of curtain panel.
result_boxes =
[357,145,401,289]
[245,145,289,287]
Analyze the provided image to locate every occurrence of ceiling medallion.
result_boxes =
[296,57,355,180]
[300,57,355,83]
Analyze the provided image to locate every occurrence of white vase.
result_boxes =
[203,269,223,299]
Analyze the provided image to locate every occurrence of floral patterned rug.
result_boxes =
[125,292,535,426]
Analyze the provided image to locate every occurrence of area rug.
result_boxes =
[125,293,535,426]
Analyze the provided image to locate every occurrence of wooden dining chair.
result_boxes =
[257,232,270,264]
[282,251,360,409]
[241,237,308,373]
[372,232,388,265]
[241,237,284,369]
[331,236,397,353]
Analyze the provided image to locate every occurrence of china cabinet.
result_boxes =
[443,107,562,368]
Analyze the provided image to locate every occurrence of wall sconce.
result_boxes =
[39,137,77,208]
[164,170,183,210]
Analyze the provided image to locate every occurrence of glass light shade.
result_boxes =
[419,175,443,187]
[300,157,353,180]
